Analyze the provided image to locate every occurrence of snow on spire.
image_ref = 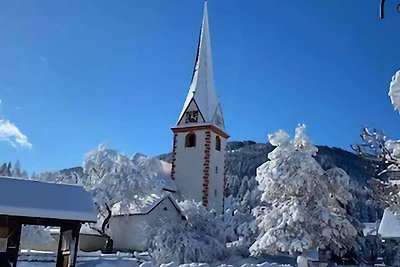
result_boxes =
[177,1,224,130]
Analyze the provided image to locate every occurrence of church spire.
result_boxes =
[171,1,228,214]
[177,1,225,130]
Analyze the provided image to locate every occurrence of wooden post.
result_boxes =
[56,225,68,267]
[8,223,21,267]
[0,219,22,267]
[70,224,81,267]
[56,223,81,267]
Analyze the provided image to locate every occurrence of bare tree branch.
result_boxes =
[380,0,386,19]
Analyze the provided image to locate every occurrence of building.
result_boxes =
[171,1,229,215]
[107,2,227,253]
[378,208,400,240]
[109,195,184,252]
[0,176,96,267]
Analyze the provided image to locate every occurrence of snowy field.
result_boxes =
[18,262,289,267]
[17,251,139,267]
[17,260,290,267]
[15,251,293,267]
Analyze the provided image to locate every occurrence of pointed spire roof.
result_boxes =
[177,1,225,130]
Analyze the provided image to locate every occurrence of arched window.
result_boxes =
[185,133,196,148]
[216,136,221,151]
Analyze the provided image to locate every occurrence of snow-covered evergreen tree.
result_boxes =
[0,162,12,177]
[11,160,27,178]
[250,125,358,257]
[0,161,27,178]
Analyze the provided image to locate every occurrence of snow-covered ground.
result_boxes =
[16,251,293,267]
[18,262,290,267]
[18,262,135,267]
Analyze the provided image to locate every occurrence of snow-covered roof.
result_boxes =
[0,176,97,222]
[301,250,319,261]
[177,2,225,130]
[111,195,182,217]
[80,223,102,236]
[378,208,400,239]
[363,222,379,236]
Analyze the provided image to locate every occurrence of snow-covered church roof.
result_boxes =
[378,208,400,239]
[111,194,182,217]
[176,1,225,131]
[0,176,97,222]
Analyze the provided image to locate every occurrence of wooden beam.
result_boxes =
[70,224,81,267]
[56,223,81,267]
[9,223,21,267]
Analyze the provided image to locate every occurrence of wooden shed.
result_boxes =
[0,176,97,267]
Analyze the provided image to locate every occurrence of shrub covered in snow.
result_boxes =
[147,200,227,264]
[250,125,358,257]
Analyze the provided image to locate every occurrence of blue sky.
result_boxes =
[1,0,400,174]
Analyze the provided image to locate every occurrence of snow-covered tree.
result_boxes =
[20,226,57,251]
[0,161,27,178]
[31,145,165,252]
[223,173,260,257]
[352,130,400,211]
[33,170,77,185]
[82,145,164,217]
[147,200,227,264]
[0,162,12,177]
[352,127,400,211]
[80,145,165,251]
[250,125,358,257]
[11,160,27,178]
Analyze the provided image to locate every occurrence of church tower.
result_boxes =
[171,1,228,214]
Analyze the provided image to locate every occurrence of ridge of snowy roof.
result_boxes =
[177,1,223,129]
[378,208,400,239]
[111,194,182,217]
[0,176,97,222]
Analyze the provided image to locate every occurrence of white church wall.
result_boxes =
[108,197,182,252]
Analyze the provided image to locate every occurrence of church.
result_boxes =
[108,1,228,252]
[171,0,229,215]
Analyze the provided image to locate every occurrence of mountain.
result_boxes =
[30,140,383,222]
[158,140,385,222]
[158,141,382,185]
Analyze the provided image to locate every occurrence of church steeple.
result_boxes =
[171,1,228,214]
[177,1,225,131]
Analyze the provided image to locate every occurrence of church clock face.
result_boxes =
[185,111,199,123]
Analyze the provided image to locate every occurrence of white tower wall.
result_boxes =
[207,131,226,213]
[172,129,226,214]
[173,130,207,203]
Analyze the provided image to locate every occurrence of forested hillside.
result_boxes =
[159,140,385,222]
